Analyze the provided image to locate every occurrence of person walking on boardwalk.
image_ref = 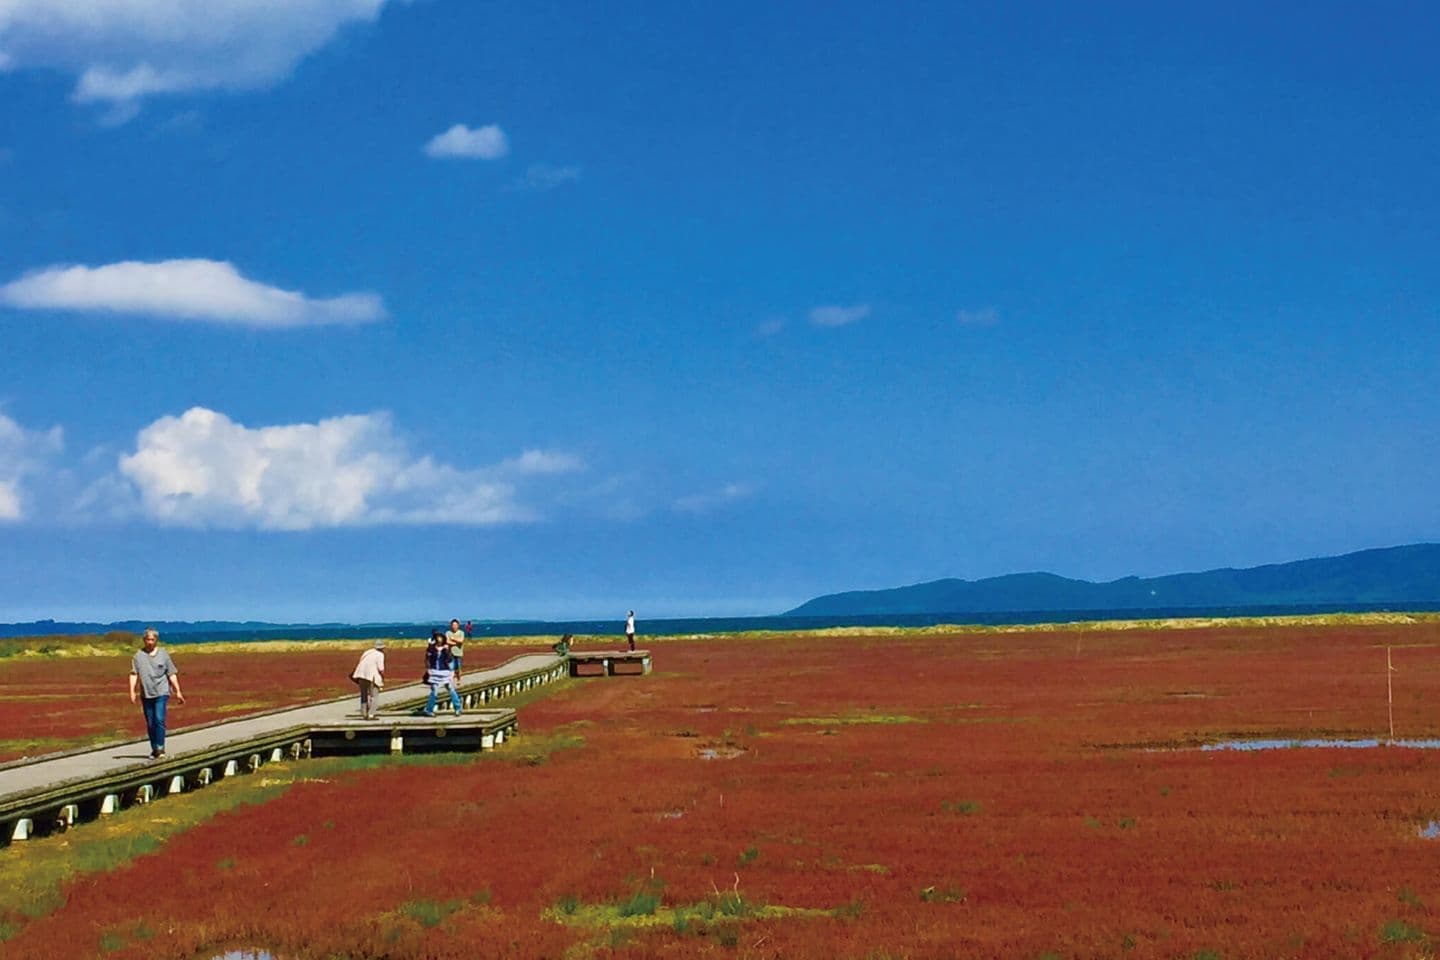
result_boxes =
[423,629,462,717]
[625,610,636,652]
[351,640,386,720]
[446,618,465,679]
[128,627,185,760]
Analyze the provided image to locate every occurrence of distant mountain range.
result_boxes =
[785,543,1440,617]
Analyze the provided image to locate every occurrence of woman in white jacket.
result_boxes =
[351,640,386,720]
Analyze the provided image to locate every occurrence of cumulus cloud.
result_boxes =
[674,482,752,515]
[113,407,582,530]
[0,259,386,327]
[507,163,580,192]
[809,303,870,328]
[0,412,64,522]
[424,123,509,159]
[0,0,399,116]
[956,307,999,327]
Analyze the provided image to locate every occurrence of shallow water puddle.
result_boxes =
[1419,822,1440,839]
[697,745,746,760]
[1201,738,1440,752]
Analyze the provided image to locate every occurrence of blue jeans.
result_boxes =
[424,677,461,715]
[141,695,169,754]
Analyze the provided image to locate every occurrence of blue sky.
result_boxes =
[1,1,1437,623]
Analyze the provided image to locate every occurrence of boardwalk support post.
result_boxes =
[390,733,404,754]
[101,794,120,815]
[11,818,33,841]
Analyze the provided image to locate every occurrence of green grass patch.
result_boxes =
[1380,919,1428,945]
[399,898,463,929]
[545,889,837,934]
[941,799,982,815]
[0,732,127,758]
[782,712,925,726]
[617,889,662,917]
[213,701,274,714]
[919,885,967,903]
[511,729,587,766]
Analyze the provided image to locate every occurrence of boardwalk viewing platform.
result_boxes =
[0,649,641,845]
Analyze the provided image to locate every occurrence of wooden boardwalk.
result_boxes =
[0,652,568,843]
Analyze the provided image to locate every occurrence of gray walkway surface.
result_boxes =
[0,652,562,805]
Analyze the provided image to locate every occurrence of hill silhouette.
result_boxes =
[785,543,1440,617]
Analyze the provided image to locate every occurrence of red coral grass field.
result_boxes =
[0,642,555,762]
[5,621,1440,959]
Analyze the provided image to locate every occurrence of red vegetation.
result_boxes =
[0,643,555,761]
[7,622,1440,958]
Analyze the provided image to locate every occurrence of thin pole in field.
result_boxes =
[1387,646,1395,743]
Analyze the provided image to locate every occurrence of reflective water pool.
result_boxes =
[1201,738,1440,752]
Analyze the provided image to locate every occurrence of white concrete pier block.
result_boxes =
[135,784,154,804]
[11,818,33,841]
[167,775,185,795]
[390,733,404,754]
[269,747,284,762]
[196,767,213,786]
[223,759,239,776]
[247,754,261,772]
[101,794,120,815]
[481,733,495,750]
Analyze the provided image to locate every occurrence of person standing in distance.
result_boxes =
[128,627,185,760]
[446,618,465,679]
[625,610,636,652]
[351,640,386,720]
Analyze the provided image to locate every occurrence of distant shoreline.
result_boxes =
[5,608,1440,658]
[7,599,1440,645]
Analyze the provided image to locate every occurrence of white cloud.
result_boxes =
[674,482,752,515]
[0,412,64,522]
[500,450,585,476]
[507,163,580,191]
[114,407,582,530]
[424,123,509,160]
[0,259,386,328]
[0,481,19,520]
[809,303,870,328]
[0,0,398,116]
[956,307,999,327]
